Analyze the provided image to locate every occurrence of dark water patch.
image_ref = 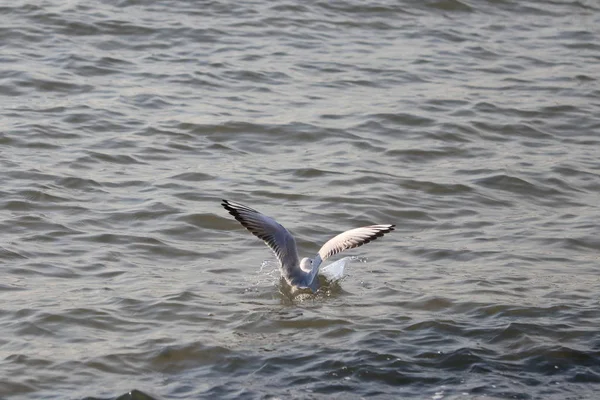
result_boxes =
[77,263,125,277]
[85,151,148,165]
[385,146,471,162]
[520,345,600,376]
[164,140,207,152]
[0,247,29,261]
[135,126,195,142]
[345,138,387,152]
[13,320,58,338]
[314,2,410,17]
[474,174,563,198]
[56,176,105,191]
[327,175,386,188]
[98,207,179,227]
[6,169,59,184]
[400,179,473,195]
[469,304,572,320]
[169,172,213,182]
[21,230,83,244]
[12,308,142,338]
[537,236,600,252]
[149,343,243,374]
[69,63,124,78]
[569,369,600,383]
[0,282,27,291]
[0,379,36,398]
[15,77,94,94]
[167,71,227,89]
[10,264,78,278]
[178,212,239,231]
[109,298,223,326]
[129,94,174,110]
[5,214,81,238]
[412,247,485,262]
[131,241,205,260]
[78,233,168,247]
[19,189,72,204]
[428,0,473,13]
[222,69,291,86]
[367,112,436,128]
[83,389,159,400]
[290,167,343,179]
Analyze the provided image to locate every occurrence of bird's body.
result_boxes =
[222,200,394,291]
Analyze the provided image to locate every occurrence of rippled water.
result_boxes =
[2,0,600,399]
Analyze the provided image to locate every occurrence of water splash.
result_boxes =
[320,256,352,281]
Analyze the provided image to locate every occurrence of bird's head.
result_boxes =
[299,257,313,272]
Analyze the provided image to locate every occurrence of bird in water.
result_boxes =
[222,200,394,292]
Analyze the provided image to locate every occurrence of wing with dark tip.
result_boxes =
[317,225,395,262]
[221,200,300,279]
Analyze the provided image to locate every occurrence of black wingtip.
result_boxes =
[221,199,238,216]
[376,225,395,235]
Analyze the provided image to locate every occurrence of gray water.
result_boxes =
[1,0,600,399]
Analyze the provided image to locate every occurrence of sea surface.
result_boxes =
[1,0,599,399]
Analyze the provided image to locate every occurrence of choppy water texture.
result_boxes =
[1,0,600,399]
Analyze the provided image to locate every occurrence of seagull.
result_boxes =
[222,199,395,291]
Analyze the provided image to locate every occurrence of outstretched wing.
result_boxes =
[304,224,395,287]
[318,225,395,262]
[221,200,301,280]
